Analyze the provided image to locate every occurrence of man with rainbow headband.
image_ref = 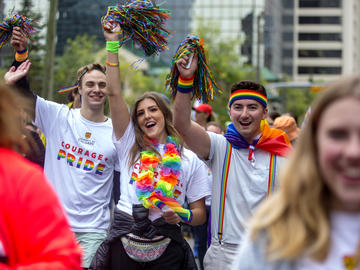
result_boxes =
[173,54,291,270]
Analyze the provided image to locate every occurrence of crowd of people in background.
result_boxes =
[0,18,359,270]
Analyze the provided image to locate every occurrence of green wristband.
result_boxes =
[106,40,119,53]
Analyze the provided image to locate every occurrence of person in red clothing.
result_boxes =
[0,83,82,269]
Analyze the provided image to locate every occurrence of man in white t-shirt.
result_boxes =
[173,54,292,269]
[8,27,119,268]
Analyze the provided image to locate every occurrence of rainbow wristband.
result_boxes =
[15,49,28,62]
[181,209,193,224]
[106,40,119,53]
[105,61,119,67]
[176,75,194,94]
[17,48,27,54]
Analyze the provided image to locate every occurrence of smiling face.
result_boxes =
[317,97,360,212]
[229,99,268,143]
[136,98,167,143]
[78,70,107,110]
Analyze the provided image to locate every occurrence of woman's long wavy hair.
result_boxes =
[0,84,29,153]
[128,92,183,168]
[250,75,360,264]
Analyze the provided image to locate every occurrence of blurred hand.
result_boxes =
[103,22,122,41]
[4,60,31,85]
[175,53,198,78]
[161,208,181,225]
[10,26,28,52]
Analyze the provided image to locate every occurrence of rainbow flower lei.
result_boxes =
[133,136,193,223]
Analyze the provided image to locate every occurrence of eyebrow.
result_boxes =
[84,80,106,84]
[233,102,259,106]
[137,105,157,112]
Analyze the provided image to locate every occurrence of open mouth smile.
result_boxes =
[239,121,252,127]
[145,121,156,129]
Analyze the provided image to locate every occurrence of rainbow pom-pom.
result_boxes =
[102,0,171,57]
[0,12,37,49]
[165,35,222,103]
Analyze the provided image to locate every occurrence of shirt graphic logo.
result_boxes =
[78,132,95,145]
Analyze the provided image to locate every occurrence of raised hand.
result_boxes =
[103,22,122,41]
[10,26,28,52]
[4,60,31,85]
[175,53,198,78]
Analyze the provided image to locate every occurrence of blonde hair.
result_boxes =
[250,75,360,263]
[76,63,106,88]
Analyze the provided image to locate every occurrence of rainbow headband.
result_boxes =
[56,67,89,94]
[228,89,267,108]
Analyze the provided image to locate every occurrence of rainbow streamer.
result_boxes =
[267,154,277,197]
[0,12,37,48]
[217,141,232,241]
[101,0,171,57]
[147,191,192,223]
[165,35,222,103]
[56,84,78,94]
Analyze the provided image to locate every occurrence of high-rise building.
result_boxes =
[154,0,194,64]
[241,12,253,65]
[3,0,48,15]
[3,0,268,71]
[265,0,360,82]
[56,0,195,64]
[294,0,360,82]
[191,0,265,66]
[56,0,117,55]
[264,0,294,78]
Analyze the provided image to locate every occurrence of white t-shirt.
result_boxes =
[297,211,360,270]
[34,96,119,233]
[207,132,287,245]
[205,169,213,206]
[114,121,211,221]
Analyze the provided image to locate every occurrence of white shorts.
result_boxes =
[75,232,107,268]
[204,241,239,270]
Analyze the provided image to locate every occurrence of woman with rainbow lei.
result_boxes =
[90,23,210,269]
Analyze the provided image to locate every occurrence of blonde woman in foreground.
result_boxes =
[233,75,360,270]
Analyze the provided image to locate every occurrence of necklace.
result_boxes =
[132,136,192,223]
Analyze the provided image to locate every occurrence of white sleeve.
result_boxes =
[207,131,225,166]
[112,120,135,163]
[34,96,68,138]
[185,153,212,204]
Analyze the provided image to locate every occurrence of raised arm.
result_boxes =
[173,56,211,160]
[103,23,130,140]
[9,26,36,120]
[10,26,30,85]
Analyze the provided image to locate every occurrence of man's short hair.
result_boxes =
[76,63,106,88]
